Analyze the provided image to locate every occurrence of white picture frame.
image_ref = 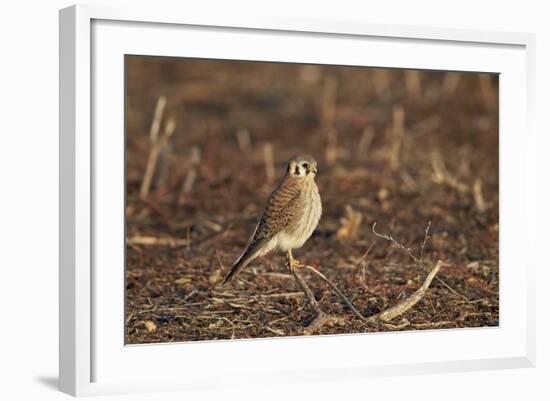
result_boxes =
[59,4,536,397]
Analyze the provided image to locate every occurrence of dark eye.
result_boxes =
[302,163,308,168]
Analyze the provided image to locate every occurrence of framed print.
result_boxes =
[59,4,536,396]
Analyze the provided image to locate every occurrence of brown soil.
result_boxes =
[125,56,499,344]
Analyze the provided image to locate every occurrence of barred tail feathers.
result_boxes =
[222,239,268,284]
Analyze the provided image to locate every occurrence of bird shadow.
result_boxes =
[35,376,58,391]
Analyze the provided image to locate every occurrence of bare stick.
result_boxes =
[148,96,166,143]
[372,222,467,303]
[357,126,374,160]
[236,128,251,152]
[181,169,197,196]
[372,222,421,265]
[127,235,190,247]
[404,70,422,98]
[420,221,432,259]
[321,76,339,165]
[263,143,275,183]
[301,258,443,325]
[371,69,390,100]
[472,178,486,213]
[431,151,469,193]
[410,115,441,135]
[140,144,161,199]
[320,75,338,128]
[371,260,442,322]
[300,65,322,84]
[179,146,201,199]
[152,117,176,190]
[400,170,419,192]
[290,267,322,316]
[392,106,405,140]
[304,265,368,323]
[304,314,346,335]
[325,128,339,165]
[140,97,172,199]
[435,276,470,302]
[442,73,461,96]
[409,320,454,329]
[261,292,304,299]
[258,272,293,280]
[388,105,405,171]
[336,205,363,240]
[264,326,285,336]
[291,223,439,325]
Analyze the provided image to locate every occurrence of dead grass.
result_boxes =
[124,57,499,343]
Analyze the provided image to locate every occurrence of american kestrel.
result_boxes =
[223,155,322,284]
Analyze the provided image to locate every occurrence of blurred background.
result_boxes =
[125,56,498,343]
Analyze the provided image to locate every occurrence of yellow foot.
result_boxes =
[287,259,304,271]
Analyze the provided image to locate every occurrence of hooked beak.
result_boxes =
[309,166,318,175]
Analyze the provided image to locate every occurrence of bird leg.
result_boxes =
[286,249,322,317]
[286,248,303,270]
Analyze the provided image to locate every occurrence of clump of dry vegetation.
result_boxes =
[336,205,363,240]
[125,57,499,343]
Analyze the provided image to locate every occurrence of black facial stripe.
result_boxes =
[294,165,300,175]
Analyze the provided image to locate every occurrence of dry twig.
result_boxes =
[357,126,375,160]
[289,221,442,330]
[236,128,252,152]
[321,76,339,165]
[290,266,322,317]
[431,151,469,193]
[371,69,390,100]
[370,260,442,322]
[388,105,405,171]
[151,117,176,189]
[263,143,275,183]
[178,146,201,201]
[304,265,368,323]
[127,235,190,247]
[336,205,363,240]
[442,72,461,96]
[148,96,166,143]
[473,178,486,213]
[140,97,171,199]
[405,70,422,98]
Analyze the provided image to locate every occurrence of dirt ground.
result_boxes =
[124,56,499,344]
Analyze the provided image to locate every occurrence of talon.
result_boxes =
[286,249,303,271]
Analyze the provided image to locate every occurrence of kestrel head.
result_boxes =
[287,154,318,179]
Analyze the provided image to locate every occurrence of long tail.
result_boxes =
[222,239,267,284]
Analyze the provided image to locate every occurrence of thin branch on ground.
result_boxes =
[373,222,471,303]
[420,221,431,259]
[140,97,174,199]
[304,265,369,323]
[296,221,444,328]
[372,222,422,266]
[126,235,190,247]
[302,259,443,325]
[290,266,322,317]
[431,151,469,193]
[367,260,442,322]
[372,221,474,305]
